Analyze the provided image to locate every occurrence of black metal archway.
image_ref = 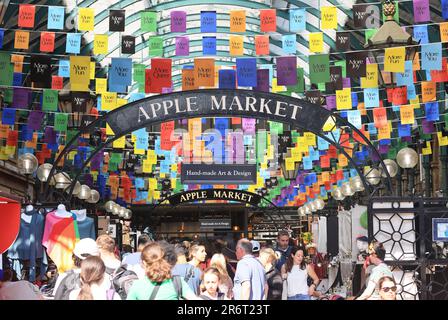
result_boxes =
[43,89,393,204]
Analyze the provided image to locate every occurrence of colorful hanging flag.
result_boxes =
[260,9,276,32]
[236,58,257,87]
[282,34,296,54]
[400,104,414,125]
[121,35,135,54]
[171,11,186,32]
[18,4,35,28]
[70,56,90,92]
[109,10,125,32]
[321,6,337,29]
[255,35,269,56]
[48,6,65,30]
[14,31,30,50]
[219,69,236,89]
[78,8,95,31]
[94,34,108,55]
[309,32,323,53]
[175,36,189,56]
[201,11,217,32]
[421,43,442,70]
[336,88,352,110]
[289,8,306,32]
[230,10,246,32]
[194,58,214,87]
[202,37,216,55]
[229,35,244,56]
[384,47,405,73]
[413,0,430,23]
[141,11,157,32]
[66,33,81,54]
[308,54,330,84]
[148,36,163,57]
[40,32,55,52]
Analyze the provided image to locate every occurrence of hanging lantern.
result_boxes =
[309,201,317,212]
[86,189,100,203]
[365,168,381,185]
[396,148,418,169]
[37,163,53,182]
[118,206,127,218]
[303,203,311,215]
[380,159,398,178]
[297,207,306,216]
[70,181,82,196]
[54,172,71,189]
[350,176,365,192]
[105,201,115,212]
[332,187,345,201]
[112,203,120,216]
[315,198,325,210]
[341,182,355,196]
[77,185,91,200]
[18,153,39,175]
[124,209,132,220]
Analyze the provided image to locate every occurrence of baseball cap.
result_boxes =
[251,240,260,253]
[73,238,100,259]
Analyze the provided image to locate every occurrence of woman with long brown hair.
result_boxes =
[281,246,320,300]
[69,256,120,300]
[127,242,199,300]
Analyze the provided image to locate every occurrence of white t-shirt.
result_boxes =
[287,265,309,296]
[0,281,42,300]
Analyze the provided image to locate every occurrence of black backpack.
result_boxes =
[54,270,80,300]
[111,264,139,300]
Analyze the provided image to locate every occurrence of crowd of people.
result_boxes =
[0,231,398,301]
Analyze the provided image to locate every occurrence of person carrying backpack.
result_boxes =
[53,238,100,300]
[171,244,206,295]
[126,243,200,300]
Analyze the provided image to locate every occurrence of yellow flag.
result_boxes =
[437,132,448,146]
[78,8,95,31]
[112,136,125,149]
[285,157,295,171]
[400,105,414,125]
[70,56,90,92]
[336,88,352,110]
[117,98,127,107]
[153,191,161,200]
[147,150,157,164]
[422,141,432,155]
[361,64,378,88]
[229,35,244,56]
[171,178,177,189]
[149,178,158,190]
[134,147,145,155]
[96,78,107,94]
[384,46,405,73]
[321,7,337,30]
[377,121,391,140]
[272,78,286,92]
[106,124,115,135]
[230,10,246,32]
[440,22,448,42]
[338,154,348,168]
[94,34,108,55]
[11,55,24,73]
[102,92,117,111]
[309,33,323,53]
[142,159,152,173]
[90,62,96,79]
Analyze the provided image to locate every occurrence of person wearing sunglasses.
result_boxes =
[378,276,397,300]
[356,241,393,300]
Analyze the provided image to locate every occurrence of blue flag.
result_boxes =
[109,58,132,93]
[290,9,306,32]
[58,60,70,77]
[13,73,23,87]
[364,88,379,108]
[421,43,442,70]
[0,29,4,49]
[202,36,216,55]
[2,108,15,125]
[66,33,81,54]
[442,0,448,20]
[236,58,257,87]
[48,6,65,30]
[413,25,429,44]
[201,11,216,32]
[407,84,417,100]
[396,61,413,87]
[425,102,439,121]
[282,34,296,54]
[218,69,236,89]
[398,124,411,137]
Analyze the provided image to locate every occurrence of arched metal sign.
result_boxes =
[44,89,393,202]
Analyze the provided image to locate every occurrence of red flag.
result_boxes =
[18,4,35,28]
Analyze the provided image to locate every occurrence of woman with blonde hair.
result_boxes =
[209,253,234,299]
[69,256,120,300]
[199,267,229,300]
[127,242,199,300]
[259,247,283,300]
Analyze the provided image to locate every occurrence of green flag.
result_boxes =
[133,64,145,84]
[141,11,157,32]
[55,113,68,132]
[286,68,305,94]
[309,54,330,84]
[148,36,163,57]
[269,121,284,135]
[43,89,58,111]
[0,53,13,86]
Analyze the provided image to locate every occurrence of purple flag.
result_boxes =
[44,127,56,144]
[12,88,31,109]
[255,69,270,92]
[378,145,389,154]
[84,174,94,188]
[276,56,297,86]
[342,77,351,88]
[171,11,186,32]
[91,152,103,171]
[27,110,44,130]
[242,118,256,134]
[325,95,336,110]
[175,36,189,56]
[413,0,430,23]
[422,119,434,134]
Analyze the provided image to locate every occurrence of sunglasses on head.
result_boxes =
[381,286,397,293]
